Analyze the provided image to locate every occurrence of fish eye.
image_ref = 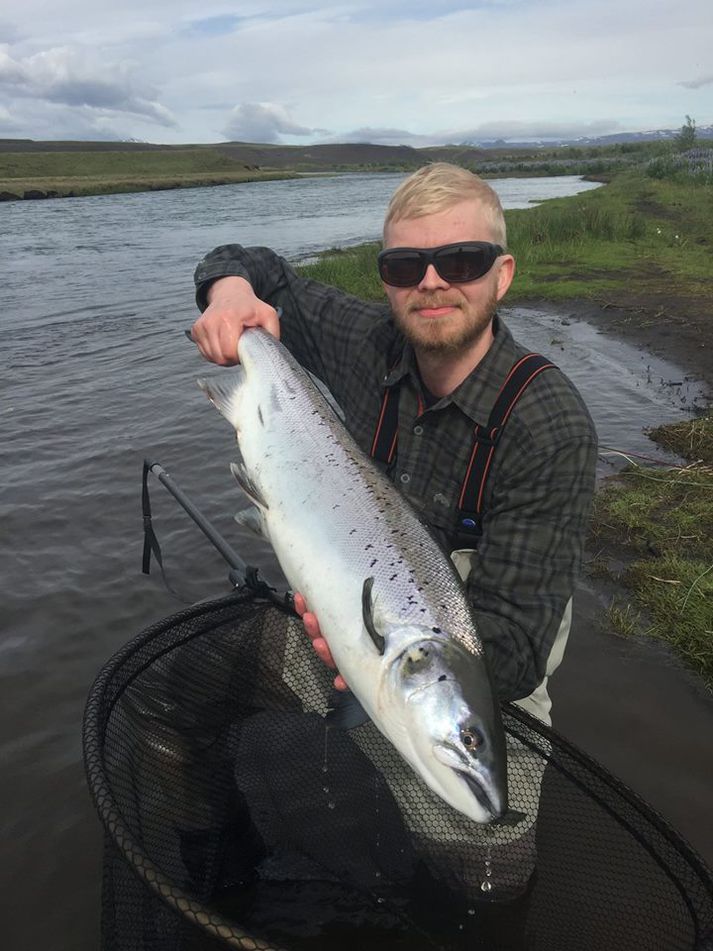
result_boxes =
[461,728,482,752]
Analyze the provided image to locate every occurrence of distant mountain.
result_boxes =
[463,126,713,150]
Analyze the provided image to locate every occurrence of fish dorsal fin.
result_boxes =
[230,461,269,510]
[362,576,385,654]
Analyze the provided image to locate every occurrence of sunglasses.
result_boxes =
[377,241,504,287]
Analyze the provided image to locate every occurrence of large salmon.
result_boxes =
[199,327,507,823]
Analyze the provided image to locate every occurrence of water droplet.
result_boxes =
[467,908,476,916]
[377,897,385,904]
[374,871,382,879]
[480,880,493,894]
[322,786,330,794]
[327,801,336,810]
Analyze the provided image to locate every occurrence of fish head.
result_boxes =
[389,636,507,824]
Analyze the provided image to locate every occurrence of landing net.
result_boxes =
[83,590,713,951]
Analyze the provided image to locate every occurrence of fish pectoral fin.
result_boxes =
[325,690,371,730]
[362,576,385,655]
[233,505,267,538]
[230,462,269,510]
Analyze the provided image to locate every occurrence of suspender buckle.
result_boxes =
[453,512,483,550]
[472,425,501,449]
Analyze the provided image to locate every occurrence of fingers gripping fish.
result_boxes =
[198,327,508,824]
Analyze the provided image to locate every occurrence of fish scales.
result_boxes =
[239,329,480,655]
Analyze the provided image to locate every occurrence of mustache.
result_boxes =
[407,295,462,313]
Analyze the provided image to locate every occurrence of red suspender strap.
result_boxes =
[370,386,400,464]
[370,385,425,465]
[454,353,556,549]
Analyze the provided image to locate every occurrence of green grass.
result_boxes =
[295,168,713,309]
[591,416,713,688]
[0,148,296,197]
[299,243,385,301]
[505,169,713,301]
[0,148,247,178]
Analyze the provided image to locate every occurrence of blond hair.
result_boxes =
[383,162,507,248]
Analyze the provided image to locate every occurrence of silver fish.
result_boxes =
[199,327,508,823]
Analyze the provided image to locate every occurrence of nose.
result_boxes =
[418,263,449,291]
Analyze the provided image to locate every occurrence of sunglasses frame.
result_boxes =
[377,241,505,287]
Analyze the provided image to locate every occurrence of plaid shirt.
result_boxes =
[195,245,598,703]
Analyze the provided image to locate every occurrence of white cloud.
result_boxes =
[0,0,711,143]
[223,102,321,142]
[0,45,177,128]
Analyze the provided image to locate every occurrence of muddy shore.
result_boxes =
[540,292,712,396]
[533,292,713,868]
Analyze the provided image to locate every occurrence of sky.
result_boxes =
[0,0,711,146]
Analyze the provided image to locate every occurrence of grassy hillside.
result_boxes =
[0,136,676,199]
[0,147,293,198]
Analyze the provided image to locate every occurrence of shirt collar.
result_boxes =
[384,316,520,427]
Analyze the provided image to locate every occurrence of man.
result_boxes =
[191,163,597,944]
[191,162,597,722]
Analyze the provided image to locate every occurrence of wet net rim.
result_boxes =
[83,589,293,951]
[505,708,713,943]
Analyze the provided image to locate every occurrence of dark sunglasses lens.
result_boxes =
[379,251,425,286]
[435,247,493,282]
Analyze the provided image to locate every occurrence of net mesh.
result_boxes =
[83,590,713,951]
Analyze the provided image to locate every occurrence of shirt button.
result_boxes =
[413,425,423,435]
[400,473,411,484]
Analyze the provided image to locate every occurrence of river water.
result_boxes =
[1,173,710,951]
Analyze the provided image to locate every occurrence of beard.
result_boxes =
[391,287,498,355]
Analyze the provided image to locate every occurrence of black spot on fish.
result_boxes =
[432,627,441,634]
[257,406,264,426]
[370,559,378,568]
[389,573,397,581]
[438,675,447,682]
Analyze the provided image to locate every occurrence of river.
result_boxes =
[1,173,710,951]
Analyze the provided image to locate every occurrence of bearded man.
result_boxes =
[190,162,598,944]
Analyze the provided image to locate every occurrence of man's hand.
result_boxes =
[293,593,349,691]
[189,276,281,365]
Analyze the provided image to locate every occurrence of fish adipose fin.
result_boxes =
[325,690,371,730]
[197,371,245,429]
[234,505,267,538]
[230,462,269,510]
[362,576,385,654]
